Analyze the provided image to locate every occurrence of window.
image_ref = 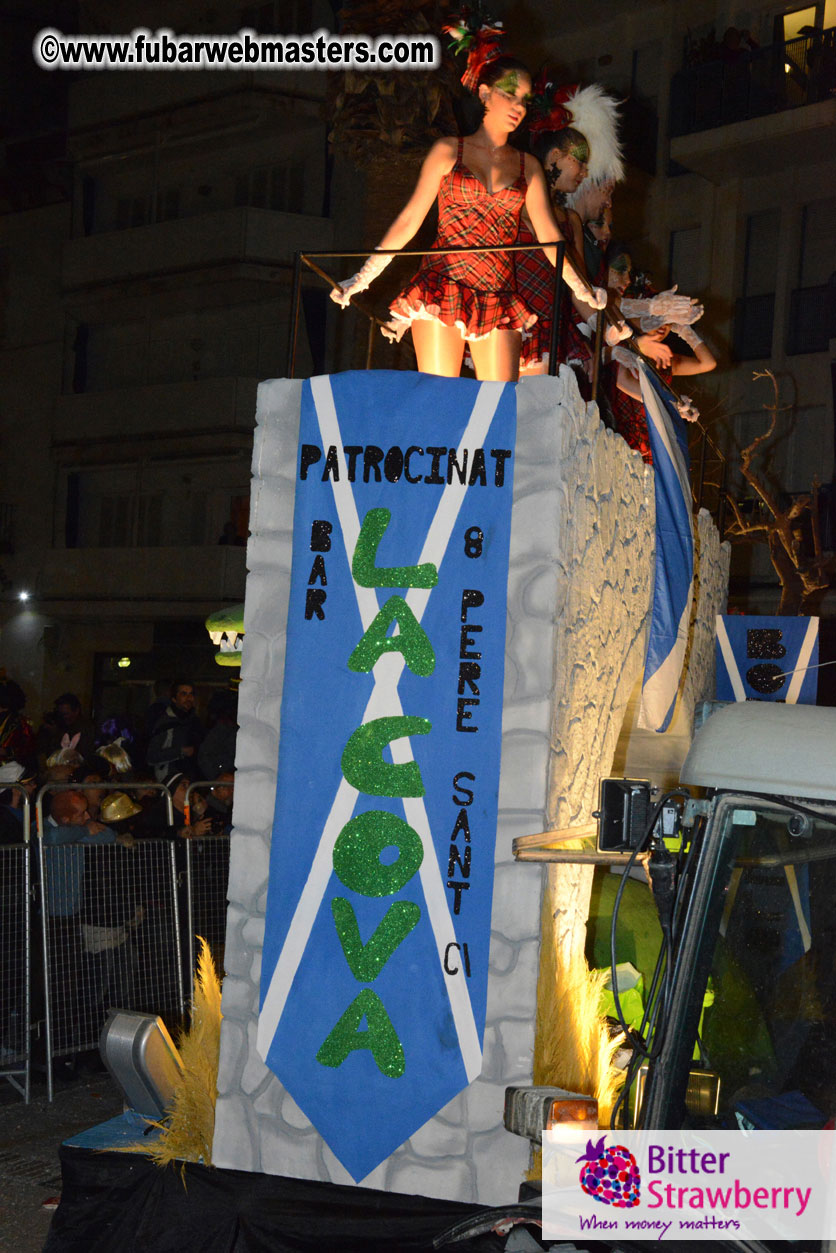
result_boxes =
[66,462,250,549]
[734,209,780,360]
[684,800,836,1129]
[787,197,836,355]
[234,162,306,213]
[668,227,702,293]
[782,6,817,42]
[624,42,662,172]
[115,187,181,230]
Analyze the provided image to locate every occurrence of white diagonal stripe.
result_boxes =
[638,591,693,729]
[258,377,505,1081]
[715,615,746,701]
[785,617,818,704]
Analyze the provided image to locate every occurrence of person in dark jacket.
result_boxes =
[145,681,204,781]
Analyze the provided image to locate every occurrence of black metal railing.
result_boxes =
[289,243,728,526]
[287,240,568,378]
[670,26,836,137]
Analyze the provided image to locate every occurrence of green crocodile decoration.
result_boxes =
[205,603,245,666]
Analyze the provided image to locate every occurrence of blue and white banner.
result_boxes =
[716,614,819,703]
[256,371,516,1181]
[637,363,695,733]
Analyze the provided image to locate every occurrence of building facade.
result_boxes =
[520,0,836,608]
[0,0,336,723]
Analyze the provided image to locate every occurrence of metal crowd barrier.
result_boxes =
[183,780,233,1000]
[26,780,235,1101]
[35,782,185,1102]
[0,794,31,1102]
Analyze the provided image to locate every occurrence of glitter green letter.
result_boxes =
[347,596,435,677]
[352,508,438,589]
[341,716,430,797]
[331,897,421,982]
[316,988,405,1077]
[333,810,423,897]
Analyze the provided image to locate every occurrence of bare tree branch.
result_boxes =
[726,371,834,615]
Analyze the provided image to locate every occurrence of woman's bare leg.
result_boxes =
[469,329,522,382]
[411,320,466,377]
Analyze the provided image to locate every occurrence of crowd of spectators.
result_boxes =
[0,676,237,1075]
[0,676,238,844]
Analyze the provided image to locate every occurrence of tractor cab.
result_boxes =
[638,702,836,1136]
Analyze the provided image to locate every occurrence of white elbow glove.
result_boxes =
[586,312,631,345]
[612,345,640,376]
[621,286,703,326]
[670,322,704,349]
[675,396,700,423]
[605,320,632,346]
[330,251,393,307]
[563,263,607,310]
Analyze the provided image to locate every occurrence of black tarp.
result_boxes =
[44,1146,506,1253]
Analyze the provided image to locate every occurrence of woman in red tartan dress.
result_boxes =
[331,56,605,382]
[515,128,595,387]
[387,134,534,354]
[613,325,716,463]
[514,80,624,385]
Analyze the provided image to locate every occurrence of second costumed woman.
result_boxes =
[515,75,625,389]
[331,18,606,383]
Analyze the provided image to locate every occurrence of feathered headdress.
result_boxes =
[443,5,506,93]
[563,83,624,187]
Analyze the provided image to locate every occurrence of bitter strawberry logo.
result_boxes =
[577,1136,641,1208]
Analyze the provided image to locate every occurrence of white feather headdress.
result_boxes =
[563,82,624,188]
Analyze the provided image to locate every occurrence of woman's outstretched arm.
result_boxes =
[331,138,458,305]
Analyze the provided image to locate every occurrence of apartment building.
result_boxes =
[0,0,336,721]
[521,0,835,608]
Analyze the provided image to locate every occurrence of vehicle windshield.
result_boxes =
[688,798,836,1130]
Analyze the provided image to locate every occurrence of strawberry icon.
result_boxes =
[577,1136,640,1208]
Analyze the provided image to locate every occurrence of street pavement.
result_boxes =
[0,1067,122,1253]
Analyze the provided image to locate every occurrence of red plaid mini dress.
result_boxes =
[515,221,592,376]
[387,139,536,343]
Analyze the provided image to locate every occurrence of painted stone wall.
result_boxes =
[212,369,720,1205]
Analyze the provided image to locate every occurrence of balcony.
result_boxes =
[669,27,836,180]
[39,545,246,606]
[69,70,325,133]
[52,377,259,443]
[62,206,334,291]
